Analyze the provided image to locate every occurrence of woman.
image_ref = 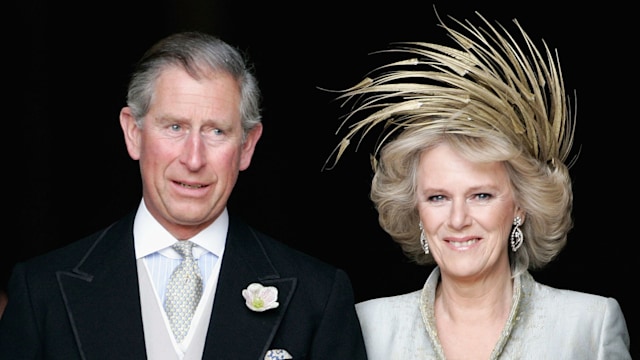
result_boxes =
[324,10,631,360]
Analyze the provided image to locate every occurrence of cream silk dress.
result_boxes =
[356,267,631,359]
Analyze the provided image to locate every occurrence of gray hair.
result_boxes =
[126,31,262,139]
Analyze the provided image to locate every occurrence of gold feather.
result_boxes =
[322,9,576,172]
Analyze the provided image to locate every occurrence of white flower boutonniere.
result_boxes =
[242,283,279,312]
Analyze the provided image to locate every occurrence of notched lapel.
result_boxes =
[56,216,147,359]
[203,217,298,358]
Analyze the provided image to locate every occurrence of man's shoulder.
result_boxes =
[228,215,339,272]
[19,213,134,271]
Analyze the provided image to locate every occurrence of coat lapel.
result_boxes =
[203,217,296,359]
[55,213,295,359]
[56,212,147,359]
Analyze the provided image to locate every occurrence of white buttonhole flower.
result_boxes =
[242,283,279,312]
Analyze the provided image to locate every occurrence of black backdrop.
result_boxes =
[10,0,635,352]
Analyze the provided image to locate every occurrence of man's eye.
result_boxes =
[212,128,223,135]
[170,124,182,131]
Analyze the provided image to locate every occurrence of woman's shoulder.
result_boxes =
[356,289,422,319]
[522,272,627,323]
[525,272,619,306]
[511,272,631,358]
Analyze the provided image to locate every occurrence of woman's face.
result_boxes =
[416,143,522,281]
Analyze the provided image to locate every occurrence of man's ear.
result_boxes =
[239,123,263,171]
[119,107,142,160]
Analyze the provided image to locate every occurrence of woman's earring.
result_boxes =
[510,216,523,252]
[419,221,429,254]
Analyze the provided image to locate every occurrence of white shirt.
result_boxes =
[133,199,227,358]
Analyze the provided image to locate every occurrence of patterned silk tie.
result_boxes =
[164,240,203,343]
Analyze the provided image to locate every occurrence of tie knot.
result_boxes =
[172,241,195,259]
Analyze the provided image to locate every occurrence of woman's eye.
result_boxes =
[476,193,492,200]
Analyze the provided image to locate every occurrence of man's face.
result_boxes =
[120,66,262,239]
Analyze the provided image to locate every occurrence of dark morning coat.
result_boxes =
[0,211,368,359]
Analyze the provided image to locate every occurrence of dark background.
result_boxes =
[10,0,634,353]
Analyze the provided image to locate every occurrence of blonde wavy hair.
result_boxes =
[324,10,577,276]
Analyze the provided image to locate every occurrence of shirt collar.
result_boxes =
[133,199,228,259]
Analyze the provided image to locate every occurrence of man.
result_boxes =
[0,31,367,359]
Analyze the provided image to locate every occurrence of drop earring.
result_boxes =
[419,221,429,254]
[510,216,523,252]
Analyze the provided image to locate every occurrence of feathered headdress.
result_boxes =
[323,10,576,171]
